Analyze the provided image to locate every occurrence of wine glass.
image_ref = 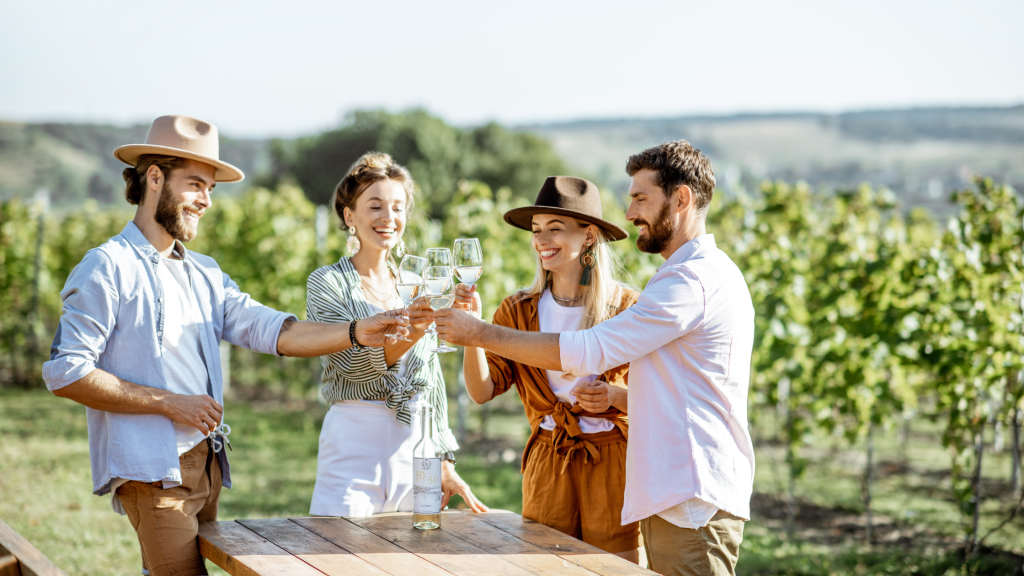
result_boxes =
[423,266,456,353]
[395,255,427,342]
[425,247,452,269]
[453,238,483,286]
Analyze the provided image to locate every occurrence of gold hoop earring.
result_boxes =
[579,243,596,286]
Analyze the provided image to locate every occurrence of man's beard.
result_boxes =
[635,199,674,254]
[154,182,200,243]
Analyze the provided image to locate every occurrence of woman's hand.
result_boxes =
[452,284,482,319]
[572,380,626,414]
[406,296,436,335]
[441,461,489,513]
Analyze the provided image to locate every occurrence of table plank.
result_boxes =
[0,554,21,576]
[238,519,389,576]
[198,521,325,576]
[477,513,658,576]
[291,517,455,576]
[0,519,68,576]
[441,512,599,576]
[347,514,539,576]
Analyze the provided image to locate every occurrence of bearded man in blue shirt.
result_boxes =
[43,115,405,576]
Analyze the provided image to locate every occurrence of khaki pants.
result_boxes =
[640,510,744,576]
[115,440,222,576]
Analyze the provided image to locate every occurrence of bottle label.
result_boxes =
[413,457,443,514]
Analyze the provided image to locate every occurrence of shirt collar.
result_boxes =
[660,234,716,270]
[121,221,188,262]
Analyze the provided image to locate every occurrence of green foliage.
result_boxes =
[0,198,131,387]
[274,109,568,219]
[917,178,1024,525]
[3,112,1023,552]
[809,186,919,439]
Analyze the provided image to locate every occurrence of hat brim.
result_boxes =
[114,144,245,183]
[504,206,629,241]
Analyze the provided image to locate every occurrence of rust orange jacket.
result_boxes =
[485,288,639,473]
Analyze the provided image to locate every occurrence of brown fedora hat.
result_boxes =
[504,176,628,241]
[113,115,244,182]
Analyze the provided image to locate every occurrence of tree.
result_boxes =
[919,178,1024,553]
[276,109,568,220]
[808,186,919,544]
[741,180,819,526]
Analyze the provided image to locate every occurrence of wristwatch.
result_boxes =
[441,451,457,465]
[349,319,366,350]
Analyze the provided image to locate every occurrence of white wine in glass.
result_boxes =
[453,238,483,286]
[396,255,428,342]
[423,266,456,353]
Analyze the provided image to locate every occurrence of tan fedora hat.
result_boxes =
[504,176,628,241]
[113,115,244,183]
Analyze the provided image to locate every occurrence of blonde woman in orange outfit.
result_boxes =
[453,176,640,563]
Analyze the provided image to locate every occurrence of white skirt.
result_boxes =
[309,400,425,517]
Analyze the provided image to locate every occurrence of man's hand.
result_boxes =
[52,368,228,431]
[441,461,489,513]
[452,284,482,319]
[572,380,626,414]
[355,309,409,347]
[433,307,486,347]
[407,296,436,333]
[164,394,224,435]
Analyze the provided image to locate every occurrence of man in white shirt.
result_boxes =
[435,140,755,576]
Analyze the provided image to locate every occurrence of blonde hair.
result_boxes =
[334,152,415,224]
[524,220,628,330]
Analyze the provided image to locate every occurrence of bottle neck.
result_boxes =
[420,407,432,442]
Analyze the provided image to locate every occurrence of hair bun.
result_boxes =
[122,167,135,183]
[361,153,393,170]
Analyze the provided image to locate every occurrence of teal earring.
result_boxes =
[579,243,596,286]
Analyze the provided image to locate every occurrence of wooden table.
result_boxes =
[199,512,658,576]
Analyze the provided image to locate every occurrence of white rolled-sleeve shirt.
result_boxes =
[559,234,755,526]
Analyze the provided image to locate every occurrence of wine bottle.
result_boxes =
[413,405,442,529]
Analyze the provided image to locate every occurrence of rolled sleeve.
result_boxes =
[221,272,296,356]
[306,271,393,377]
[42,250,119,392]
[558,331,587,380]
[559,266,706,376]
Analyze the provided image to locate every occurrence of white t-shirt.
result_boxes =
[159,257,212,456]
[656,498,720,529]
[537,290,614,434]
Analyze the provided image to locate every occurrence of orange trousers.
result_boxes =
[521,427,640,553]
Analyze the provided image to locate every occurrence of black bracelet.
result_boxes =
[349,319,365,350]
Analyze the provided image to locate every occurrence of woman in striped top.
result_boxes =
[307,152,487,516]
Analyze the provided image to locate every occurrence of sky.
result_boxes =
[2,0,1022,137]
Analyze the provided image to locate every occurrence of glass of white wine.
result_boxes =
[453,238,483,286]
[423,266,456,353]
[422,249,452,336]
[395,255,427,342]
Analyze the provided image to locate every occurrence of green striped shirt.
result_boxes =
[306,257,458,453]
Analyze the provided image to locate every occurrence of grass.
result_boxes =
[2,388,1022,575]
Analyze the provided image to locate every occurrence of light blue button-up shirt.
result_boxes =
[43,222,296,496]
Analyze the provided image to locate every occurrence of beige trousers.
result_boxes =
[640,510,744,576]
[115,440,222,576]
